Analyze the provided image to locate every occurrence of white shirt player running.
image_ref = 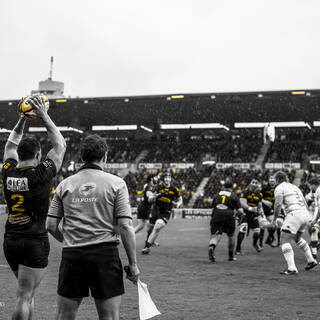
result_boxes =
[274,182,309,234]
[311,186,320,223]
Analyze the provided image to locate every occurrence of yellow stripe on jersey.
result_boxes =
[8,213,30,225]
[158,196,171,203]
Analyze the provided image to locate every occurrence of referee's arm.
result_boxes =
[116,183,140,283]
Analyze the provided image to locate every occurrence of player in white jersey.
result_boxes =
[273,171,317,275]
[309,176,320,259]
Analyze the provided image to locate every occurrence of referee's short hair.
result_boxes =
[81,134,108,163]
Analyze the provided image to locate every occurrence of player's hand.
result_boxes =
[275,217,284,228]
[124,264,140,285]
[250,207,258,214]
[150,193,161,202]
[172,200,181,208]
[310,219,317,228]
[29,95,48,118]
[153,192,161,200]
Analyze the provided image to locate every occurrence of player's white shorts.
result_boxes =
[281,210,309,234]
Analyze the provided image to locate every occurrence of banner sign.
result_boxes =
[215,163,254,169]
[75,163,128,170]
[138,163,163,169]
[169,163,194,169]
[264,163,301,169]
[138,163,194,170]
[180,209,211,219]
[105,163,128,169]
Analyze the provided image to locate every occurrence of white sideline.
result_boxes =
[0,264,9,268]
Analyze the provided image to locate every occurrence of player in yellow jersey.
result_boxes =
[235,179,264,254]
[142,172,182,254]
[2,96,66,320]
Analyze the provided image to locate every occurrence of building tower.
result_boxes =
[31,56,64,98]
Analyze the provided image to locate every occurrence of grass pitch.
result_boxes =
[0,215,319,319]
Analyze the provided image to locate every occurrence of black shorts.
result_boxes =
[210,210,235,237]
[263,205,274,217]
[241,212,260,230]
[137,203,151,220]
[3,236,50,271]
[58,242,124,299]
[149,208,171,225]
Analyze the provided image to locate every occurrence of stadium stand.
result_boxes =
[1,90,319,207]
[266,128,320,169]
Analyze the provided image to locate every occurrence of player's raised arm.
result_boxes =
[30,96,66,171]
[3,111,26,162]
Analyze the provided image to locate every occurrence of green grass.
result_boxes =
[0,215,319,319]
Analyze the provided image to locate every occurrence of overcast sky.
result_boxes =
[1,0,320,100]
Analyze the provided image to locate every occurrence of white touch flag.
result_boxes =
[138,279,161,320]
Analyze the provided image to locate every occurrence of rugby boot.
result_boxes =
[208,246,215,262]
[253,243,263,253]
[141,247,150,255]
[279,269,298,275]
[228,256,237,261]
[305,260,318,271]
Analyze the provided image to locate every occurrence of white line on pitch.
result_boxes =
[177,227,207,232]
[0,264,9,268]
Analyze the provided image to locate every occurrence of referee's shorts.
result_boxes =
[58,242,124,299]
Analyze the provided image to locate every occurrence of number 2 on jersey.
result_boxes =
[11,194,25,212]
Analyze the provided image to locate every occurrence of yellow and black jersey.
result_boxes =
[262,183,275,203]
[155,184,180,214]
[240,188,262,212]
[262,183,275,214]
[2,158,56,238]
[212,189,241,214]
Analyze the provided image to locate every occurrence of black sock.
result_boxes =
[146,227,153,239]
[259,229,265,246]
[253,232,259,246]
[145,241,152,248]
[277,228,281,243]
[267,228,275,242]
[228,237,235,257]
[236,232,245,251]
